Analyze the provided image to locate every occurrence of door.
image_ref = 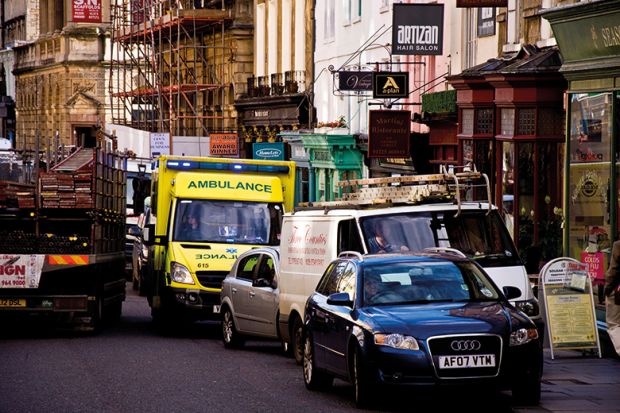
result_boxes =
[246,253,279,337]
[229,253,260,332]
[323,262,357,376]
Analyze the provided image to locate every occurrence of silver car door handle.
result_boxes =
[249,291,256,297]
[232,288,237,294]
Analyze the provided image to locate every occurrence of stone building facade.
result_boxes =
[14,0,110,150]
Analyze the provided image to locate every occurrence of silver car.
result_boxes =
[220,247,285,349]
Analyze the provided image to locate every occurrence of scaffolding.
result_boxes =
[109,0,237,137]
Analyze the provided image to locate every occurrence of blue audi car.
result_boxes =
[302,251,542,408]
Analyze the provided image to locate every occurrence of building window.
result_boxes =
[501,108,515,136]
[324,0,335,42]
[507,0,519,44]
[517,108,536,136]
[462,109,474,135]
[343,0,351,25]
[353,0,361,23]
[476,108,494,135]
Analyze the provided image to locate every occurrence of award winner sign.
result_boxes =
[392,3,444,56]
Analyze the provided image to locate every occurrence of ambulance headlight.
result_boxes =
[170,262,195,285]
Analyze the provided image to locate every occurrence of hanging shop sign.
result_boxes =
[253,142,285,160]
[150,132,170,158]
[392,3,444,56]
[457,0,507,7]
[373,72,409,99]
[368,110,411,158]
[72,0,102,23]
[210,134,239,157]
[540,257,601,359]
[338,71,373,91]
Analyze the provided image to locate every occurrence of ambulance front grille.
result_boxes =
[195,271,228,289]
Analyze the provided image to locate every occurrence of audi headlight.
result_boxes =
[510,327,538,346]
[374,333,419,351]
[515,298,540,317]
[170,262,195,285]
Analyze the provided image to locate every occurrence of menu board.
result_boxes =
[540,257,601,358]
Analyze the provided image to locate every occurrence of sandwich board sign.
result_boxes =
[539,257,601,359]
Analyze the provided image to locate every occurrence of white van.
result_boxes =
[278,169,542,363]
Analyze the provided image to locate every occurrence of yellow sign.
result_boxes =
[545,291,597,345]
[540,257,601,358]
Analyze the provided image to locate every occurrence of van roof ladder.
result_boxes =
[297,164,492,214]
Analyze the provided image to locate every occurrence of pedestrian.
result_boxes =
[605,239,620,356]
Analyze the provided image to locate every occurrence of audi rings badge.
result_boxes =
[450,339,481,351]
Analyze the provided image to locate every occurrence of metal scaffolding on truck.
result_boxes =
[109,0,235,137]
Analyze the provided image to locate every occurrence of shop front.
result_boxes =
[544,0,620,304]
[448,45,566,272]
[299,132,363,203]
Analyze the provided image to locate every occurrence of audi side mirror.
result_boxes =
[327,292,353,307]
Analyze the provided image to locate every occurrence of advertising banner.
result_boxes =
[72,0,102,23]
[0,255,46,289]
[372,72,409,99]
[210,134,239,157]
[338,71,373,91]
[253,142,285,160]
[581,251,606,285]
[540,257,601,359]
[368,110,411,158]
[150,132,170,158]
[392,3,444,56]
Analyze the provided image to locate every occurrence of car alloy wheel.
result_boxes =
[352,346,373,408]
[303,333,332,390]
[222,308,243,348]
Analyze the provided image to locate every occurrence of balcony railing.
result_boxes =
[271,73,284,95]
[243,71,307,99]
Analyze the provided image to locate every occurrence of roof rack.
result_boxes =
[297,164,492,216]
[423,247,467,258]
[338,251,364,261]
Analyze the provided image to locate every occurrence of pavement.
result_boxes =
[515,347,620,413]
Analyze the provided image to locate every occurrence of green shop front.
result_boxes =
[544,0,620,304]
[299,132,363,203]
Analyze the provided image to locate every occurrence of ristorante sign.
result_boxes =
[392,3,444,56]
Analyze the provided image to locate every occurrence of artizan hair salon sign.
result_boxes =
[392,3,444,56]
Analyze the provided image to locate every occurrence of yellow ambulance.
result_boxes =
[142,155,295,327]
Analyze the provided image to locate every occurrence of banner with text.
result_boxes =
[72,0,102,23]
[150,132,170,158]
[210,134,239,157]
[392,3,444,55]
[0,255,46,289]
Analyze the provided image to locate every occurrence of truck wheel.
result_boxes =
[292,317,304,365]
[90,296,104,333]
[105,300,123,324]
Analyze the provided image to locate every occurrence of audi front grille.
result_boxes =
[427,334,503,379]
